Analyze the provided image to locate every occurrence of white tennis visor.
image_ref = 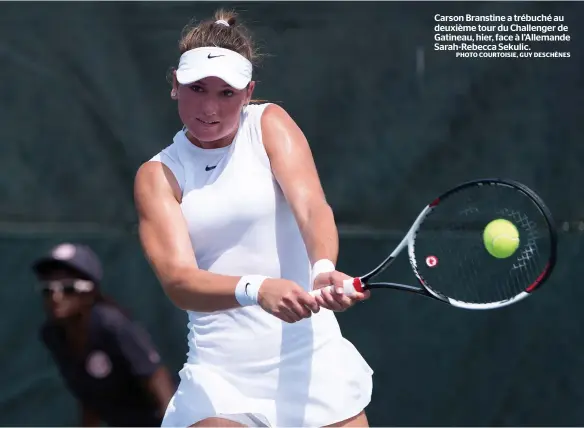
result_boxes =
[176,47,253,90]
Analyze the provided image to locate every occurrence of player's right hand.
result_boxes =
[258,278,320,323]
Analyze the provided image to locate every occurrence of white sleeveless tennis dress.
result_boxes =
[150,103,373,427]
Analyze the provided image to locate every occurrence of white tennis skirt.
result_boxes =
[161,335,373,427]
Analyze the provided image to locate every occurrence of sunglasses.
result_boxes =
[39,279,94,297]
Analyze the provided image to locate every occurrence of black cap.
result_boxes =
[32,243,103,284]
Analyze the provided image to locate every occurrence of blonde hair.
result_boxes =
[179,9,259,64]
[173,9,268,104]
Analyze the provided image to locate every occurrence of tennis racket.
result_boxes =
[310,178,557,310]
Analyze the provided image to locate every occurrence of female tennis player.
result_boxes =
[134,9,373,427]
[33,243,176,427]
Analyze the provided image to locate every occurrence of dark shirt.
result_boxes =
[40,303,164,427]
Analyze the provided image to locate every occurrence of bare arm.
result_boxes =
[262,104,339,265]
[260,104,371,311]
[135,159,319,322]
[134,161,243,312]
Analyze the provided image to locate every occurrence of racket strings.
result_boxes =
[497,209,544,296]
[412,183,552,305]
[419,191,490,302]
[460,193,510,303]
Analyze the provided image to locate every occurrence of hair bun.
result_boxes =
[214,9,238,27]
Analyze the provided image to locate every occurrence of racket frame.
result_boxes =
[315,178,557,310]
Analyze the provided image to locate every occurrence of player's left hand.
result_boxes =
[312,271,370,312]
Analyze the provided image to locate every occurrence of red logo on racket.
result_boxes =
[426,255,438,267]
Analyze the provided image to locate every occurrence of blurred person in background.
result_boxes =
[134,8,372,428]
[33,242,176,427]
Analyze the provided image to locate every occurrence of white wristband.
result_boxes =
[310,259,336,289]
[235,275,268,306]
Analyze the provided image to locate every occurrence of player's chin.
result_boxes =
[189,126,222,141]
[188,119,229,136]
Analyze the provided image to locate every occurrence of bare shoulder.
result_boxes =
[134,161,182,205]
[261,103,309,158]
[261,103,299,130]
[135,160,172,187]
[133,158,196,280]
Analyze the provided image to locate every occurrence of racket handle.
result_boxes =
[309,279,358,297]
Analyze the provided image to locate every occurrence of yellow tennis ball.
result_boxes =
[483,219,520,258]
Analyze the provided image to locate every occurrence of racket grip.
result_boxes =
[309,279,358,297]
